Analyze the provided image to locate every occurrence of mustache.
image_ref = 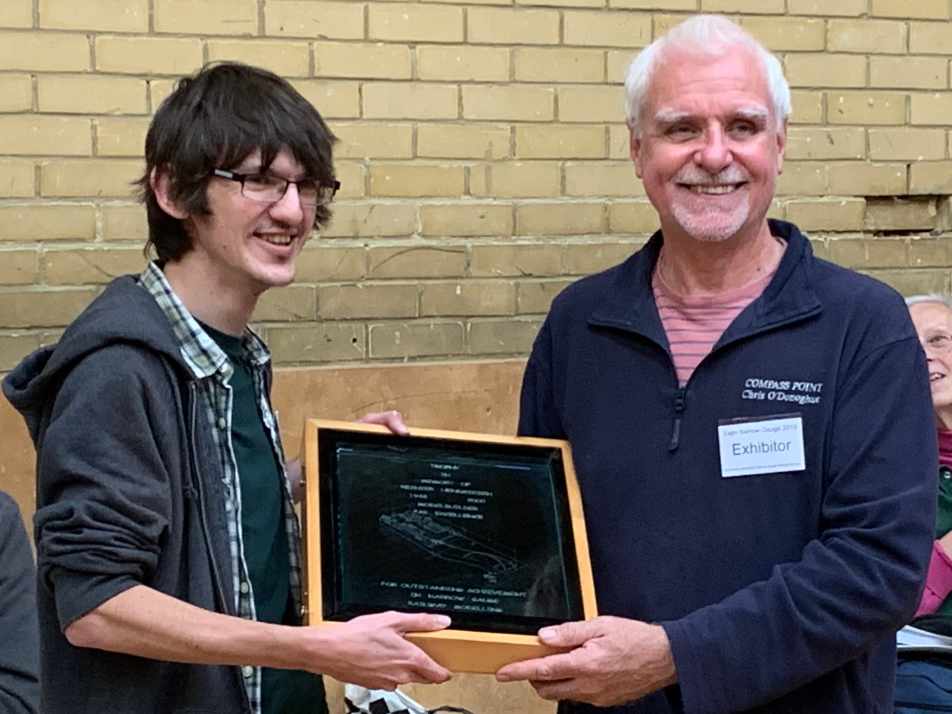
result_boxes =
[673,166,750,185]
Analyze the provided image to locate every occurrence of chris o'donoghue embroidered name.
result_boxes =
[741,378,824,406]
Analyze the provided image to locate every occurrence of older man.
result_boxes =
[498,15,937,714]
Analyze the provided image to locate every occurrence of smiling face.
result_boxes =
[630,46,785,244]
[180,147,314,300]
[910,301,952,429]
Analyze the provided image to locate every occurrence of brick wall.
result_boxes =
[1,0,951,370]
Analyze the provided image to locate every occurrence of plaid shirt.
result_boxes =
[141,262,303,714]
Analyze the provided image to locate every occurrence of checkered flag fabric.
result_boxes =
[344,685,474,714]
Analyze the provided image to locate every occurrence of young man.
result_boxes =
[3,62,450,714]
[498,15,936,713]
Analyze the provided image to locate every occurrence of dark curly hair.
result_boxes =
[136,62,337,262]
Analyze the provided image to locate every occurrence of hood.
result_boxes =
[3,274,188,445]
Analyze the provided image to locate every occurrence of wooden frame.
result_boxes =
[302,418,597,674]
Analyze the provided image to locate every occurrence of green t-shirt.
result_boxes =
[203,323,326,714]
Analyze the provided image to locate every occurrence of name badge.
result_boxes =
[717,415,805,478]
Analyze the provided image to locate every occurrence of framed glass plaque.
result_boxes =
[302,419,598,673]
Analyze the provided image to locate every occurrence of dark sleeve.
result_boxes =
[663,334,937,713]
[0,493,40,714]
[518,319,566,439]
[34,345,175,630]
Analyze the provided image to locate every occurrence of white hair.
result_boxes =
[624,14,791,137]
[906,293,952,310]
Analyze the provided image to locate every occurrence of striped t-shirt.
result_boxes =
[653,256,778,386]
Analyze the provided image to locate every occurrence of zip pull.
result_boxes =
[668,388,686,452]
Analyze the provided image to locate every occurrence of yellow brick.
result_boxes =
[315,42,412,80]
[869,128,945,161]
[102,204,147,241]
[462,86,555,121]
[334,162,365,199]
[564,241,639,273]
[154,0,257,35]
[0,160,34,198]
[871,57,947,90]
[0,204,96,241]
[421,281,515,317]
[207,40,310,77]
[790,90,824,124]
[827,92,906,126]
[869,269,949,296]
[0,31,88,71]
[785,54,866,89]
[267,323,365,364]
[39,0,148,32]
[0,289,98,328]
[264,1,364,40]
[776,162,828,196]
[470,244,562,277]
[558,86,624,122]
[95,117,150,157]
[42,248,145,285]
[468,318,542,356]
[872,0,949,19]
[566,161,643,197]
[0,332,43,371]
[911,93,952,126]
[786,128,866,161]
[251,286,316,321]
[609,124,631,159]
[0,0,32,28]
[0,116,92,156]
[368,246,466,279]
[417,124,510,160]
[910,22,952,55]
[323,203,418,238]
[334,123,414,159]
[472,162,561,198]
[828,162,907,196]
[420,204,513,237]
[518,279,575,314]
[149,80,177,112]
[293,245,366,282]
[0,74,31,112]
[38,75,147,115]
[0,250,37,285]
[828,238,907,269]
[520,0,602,5]
[41,159,142,199]
[909,237,952,267]
[609,202,659,233]
[608,50,635,85]
[563,11,652,48]
[96,36,203,75]
[609,0,696,8]
[515,125,605,159]
[318,284,418,319]
[514,48,604,83]
[828,19,907,54]
[516,203,604,235]
[739,17,825,52]
[787,0,865,15]
[910,162,952,194]
[700,0,784,13]
[468,8,559,45]
[363,83,458,120]
[369,322,464,359]
[785,198,865,232]
[370,164,465,198]
[417,46,509,82]
[866,198,937,231]
[369,4,463,42]
[291,80,360,119]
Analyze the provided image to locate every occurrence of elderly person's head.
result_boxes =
[908,294,952,430]
[624,15,789,244]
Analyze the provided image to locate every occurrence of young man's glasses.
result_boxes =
[212,169,340,207]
